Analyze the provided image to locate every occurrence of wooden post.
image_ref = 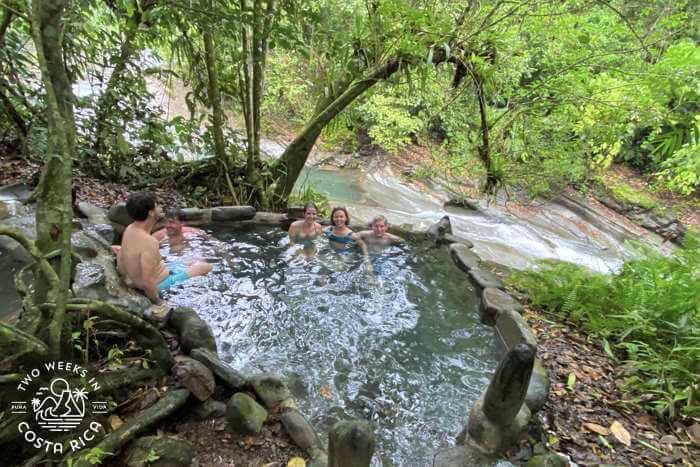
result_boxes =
[328,420,374,467]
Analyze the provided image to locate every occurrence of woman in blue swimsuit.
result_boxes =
[324,206,369,256]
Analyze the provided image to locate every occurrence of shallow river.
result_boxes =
[161,226,499,466]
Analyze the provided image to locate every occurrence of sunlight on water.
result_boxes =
[162,226,498,466]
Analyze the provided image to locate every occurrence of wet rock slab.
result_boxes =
[480,287,522,325]
[450,243,481,272]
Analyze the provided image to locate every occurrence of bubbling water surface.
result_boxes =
[163,226,498,466]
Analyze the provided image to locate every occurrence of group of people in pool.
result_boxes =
[288,203,404,254]
[114,192,403,305]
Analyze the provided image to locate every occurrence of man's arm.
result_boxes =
[288,222,299,244]
[386,232,404,244]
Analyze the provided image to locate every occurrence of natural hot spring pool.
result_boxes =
[161,225,498,465]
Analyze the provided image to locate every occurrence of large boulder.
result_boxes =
[169,307,218,354]
[525,359,550,414]
[123,435,194,467]
[467,344,535,454]
[426,215,452,243]
[249,373,292,409]
[190,398,227,421]
[468,268,504,291]
[108,202,133,227]
[77,201,110,224]
[496,309,538,351]
[70,230,152,315]
[280,408,323,451]
[226,392,268,434]
[449,243,481,272]
[0,182,33,204]
[172,356,216,401]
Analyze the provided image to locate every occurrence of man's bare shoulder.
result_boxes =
[124,226,159,246]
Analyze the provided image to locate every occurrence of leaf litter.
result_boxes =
[505,304,700,466]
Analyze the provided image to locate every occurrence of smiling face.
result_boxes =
[164,217,183,237]
[372,219,387,237]
[332,209,348,227]
[304,206,317,223]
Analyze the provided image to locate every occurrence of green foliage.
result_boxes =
[355,93,423,154]
[608,181,658,210]
[106,345,125,367]
[653,115,700,195]
[289,184,331,219]
[68,447,113,466]
[509,237,700,420]
[145,448,161,463]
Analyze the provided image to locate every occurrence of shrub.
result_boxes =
[509,237,700,420]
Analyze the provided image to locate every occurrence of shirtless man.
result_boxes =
[152,209,207,253]
[116,192,212,303]
[356,215,404,252]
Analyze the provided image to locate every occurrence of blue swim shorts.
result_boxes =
[158,261,190,292]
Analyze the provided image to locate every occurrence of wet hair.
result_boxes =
[164,208,184,221]
[304,202,318,214]
[330,206,350,227]
[126,192,157,221]
[372,215,388,226]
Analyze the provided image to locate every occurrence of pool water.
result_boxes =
[162,226,498,466]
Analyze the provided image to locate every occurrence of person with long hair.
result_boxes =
[288,202,324,245]
[324,206,369,256]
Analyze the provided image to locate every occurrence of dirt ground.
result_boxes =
[507,303,700,467]
[174,416,307,466]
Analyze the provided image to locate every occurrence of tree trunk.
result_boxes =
[30,0,76,359]
[92,25,139,159]
[473,68,497,194]
[92,1,156,161]
[202,27,227,164]
[272,59,401,202]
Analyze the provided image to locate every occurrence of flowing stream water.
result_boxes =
[292,165,666,273]
[161,227,499,466]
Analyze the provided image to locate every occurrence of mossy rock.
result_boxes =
[525,453,568,467]
[123,435,194,467]
[226,392,268,434]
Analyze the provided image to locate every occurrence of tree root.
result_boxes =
[67,299,174,371]
[0,373,22,384]
[0,321,48,367]
[66,388,190,467]
[96,367,165,395]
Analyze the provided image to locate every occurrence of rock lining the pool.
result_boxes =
[431,215,551,466]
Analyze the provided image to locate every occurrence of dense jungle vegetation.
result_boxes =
[510,239,700,422]
[0,0,698,457]
[1,0,698,205]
